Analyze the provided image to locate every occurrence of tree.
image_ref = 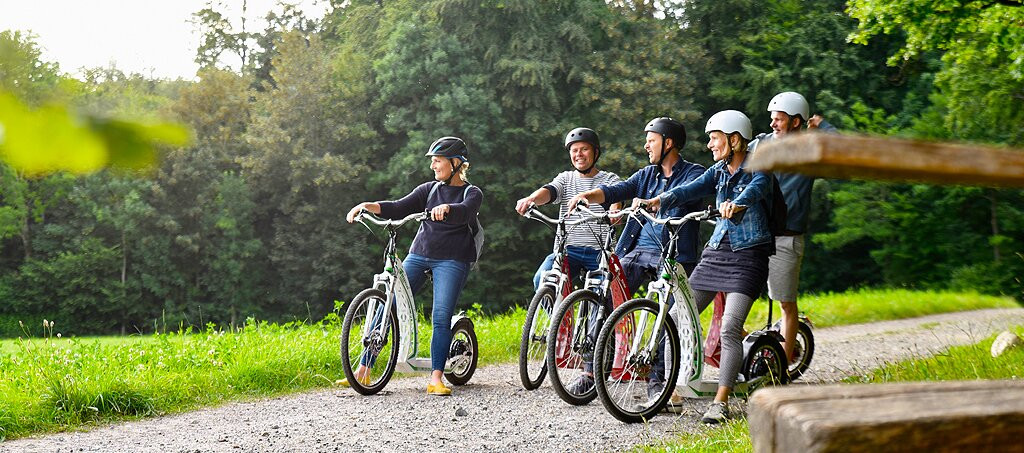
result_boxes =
[848,0,1024,145]
[241,30,377,317]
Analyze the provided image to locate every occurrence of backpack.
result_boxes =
[764,174,788,237]
[428,182,484,266]
[750,133,789,237]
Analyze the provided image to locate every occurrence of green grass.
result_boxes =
[0,308,524,441]
[847,324,1024,384]
[0,288,1017,441]
[638,419,752,453]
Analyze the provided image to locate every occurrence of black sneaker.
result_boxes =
[567,374,595,394]
[701,401,729,424]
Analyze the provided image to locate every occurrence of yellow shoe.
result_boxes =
[427,382,452,396]
[336,374,371,387]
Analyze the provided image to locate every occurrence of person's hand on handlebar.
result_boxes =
[430,204,451,221]
[631,196,661,213]
[807,114,824,130]
[347,202,381,223]
[718,200,746,219]
[567,193,590,212]
[515,196,536,216]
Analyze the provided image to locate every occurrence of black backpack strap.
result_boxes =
[427,181,441,207]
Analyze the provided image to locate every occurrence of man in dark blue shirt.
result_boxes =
[568,117,705,399]
[569,117,706,292]
[749,92,836,367]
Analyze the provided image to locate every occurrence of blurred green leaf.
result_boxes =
[0,92,190,176]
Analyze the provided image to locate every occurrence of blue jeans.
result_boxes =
[404,253,471,371]
[532,245,602,290]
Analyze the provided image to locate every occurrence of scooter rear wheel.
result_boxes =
[743,335,788,391]
[445,317,478,385]
[786,320,814,381]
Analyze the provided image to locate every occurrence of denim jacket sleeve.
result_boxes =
[600,168,643,204]
[732,171,770,208]
[658,166,717,210]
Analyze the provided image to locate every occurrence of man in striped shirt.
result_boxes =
[515,127,622,290]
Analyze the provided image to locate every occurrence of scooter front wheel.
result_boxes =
[546,289,604,406]
[341,288,399,396]
[594,298,681,423]
[519,286,555,390]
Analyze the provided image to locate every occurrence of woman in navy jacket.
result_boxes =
[344,137,482,396]
[636,111,771,424]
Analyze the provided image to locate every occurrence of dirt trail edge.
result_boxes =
[5,307,1023,453]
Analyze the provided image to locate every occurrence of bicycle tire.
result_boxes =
[445,317,478,385]
[519,286,555,390]
[546,289,604,406]
[341,288,399,396]
[594,298,680,423]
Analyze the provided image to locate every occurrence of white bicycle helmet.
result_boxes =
[704,110,752,140]
[766,91,809,120]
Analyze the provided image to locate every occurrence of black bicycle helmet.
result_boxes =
[644,117,686,166]
[644,117,686,149]
[564,127,600,174]
[425,136,469,185]
[425,136,469,161]
[564,127,600,151]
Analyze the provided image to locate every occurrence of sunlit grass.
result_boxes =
[637,419,752,453]
[847,325,1024,384]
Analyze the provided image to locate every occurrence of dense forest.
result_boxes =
[1,0,1021,336]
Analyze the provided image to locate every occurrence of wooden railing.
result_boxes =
[746,132,1024,452]
[748,133,1024,188]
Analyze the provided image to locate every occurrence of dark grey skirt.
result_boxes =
[689,234,771,299]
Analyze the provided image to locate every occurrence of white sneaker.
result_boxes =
[701,401,728,424]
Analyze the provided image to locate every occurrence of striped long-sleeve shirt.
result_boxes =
[542,170,622,251]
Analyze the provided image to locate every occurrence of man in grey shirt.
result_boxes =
[515,127,622,290]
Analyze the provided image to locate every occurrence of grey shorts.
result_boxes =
[767,235,805,302]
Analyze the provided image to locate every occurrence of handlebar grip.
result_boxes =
[704,205,722,220]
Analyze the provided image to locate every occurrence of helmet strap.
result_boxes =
[444,158,459,185]
[725,134,736,165]
[657,136,669,167]
[576,164,595,175]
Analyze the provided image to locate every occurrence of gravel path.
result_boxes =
[5,307,1023,452]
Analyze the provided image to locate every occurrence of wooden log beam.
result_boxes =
[747,133,1024,188]
[748,380,1024,453]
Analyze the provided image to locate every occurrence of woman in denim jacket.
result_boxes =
[635,110,771,424]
